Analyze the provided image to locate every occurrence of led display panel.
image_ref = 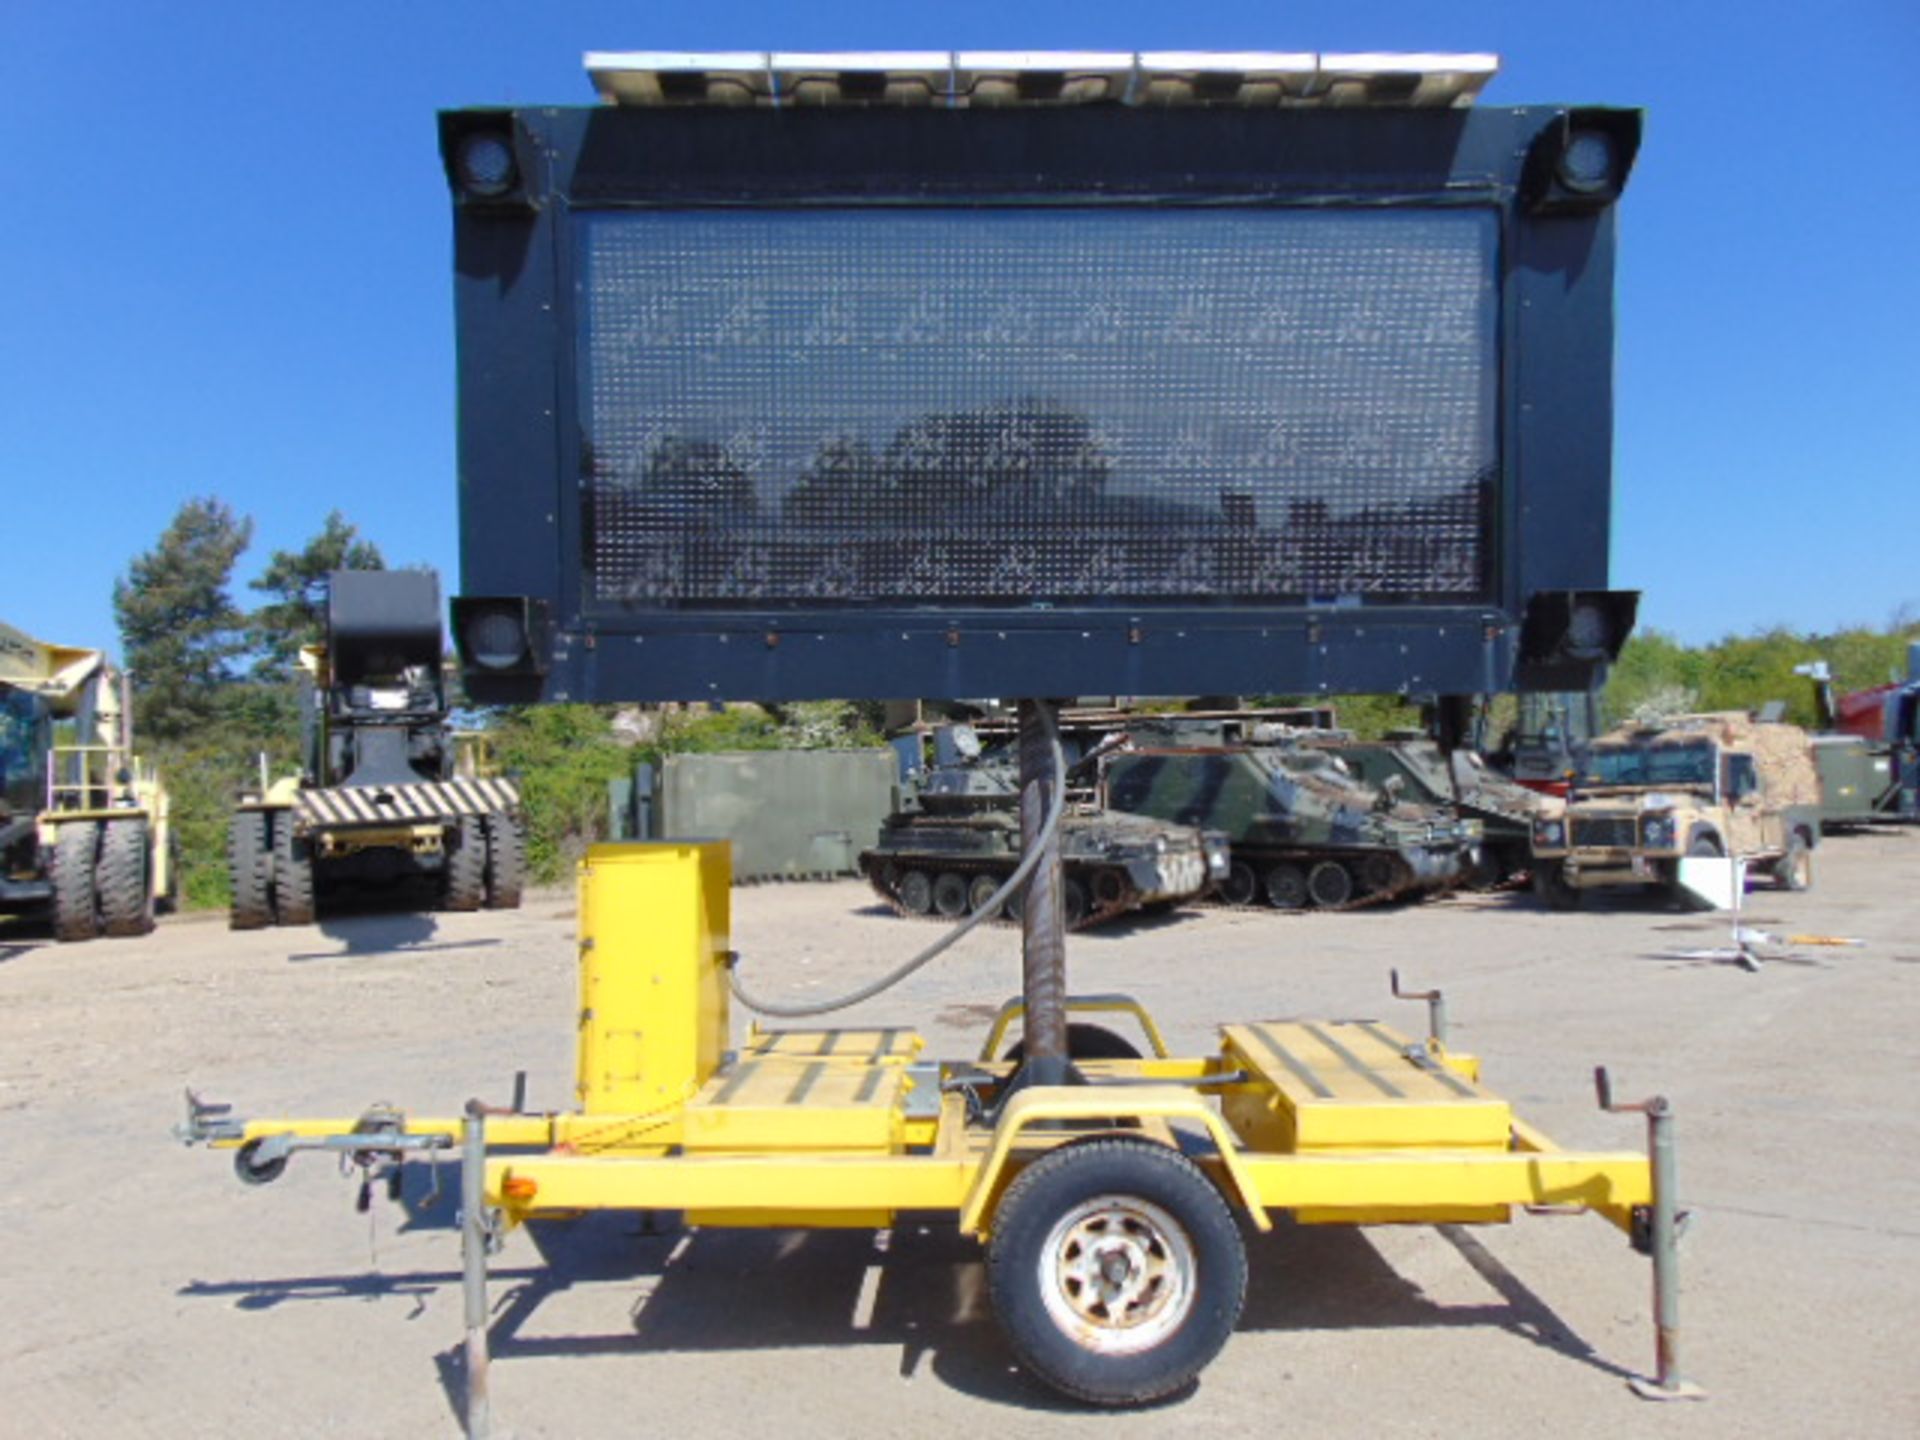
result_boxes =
[580,209,1497,612]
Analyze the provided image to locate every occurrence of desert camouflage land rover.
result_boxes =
[1529,711,1821,908]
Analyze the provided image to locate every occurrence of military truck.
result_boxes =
[1311,730,1542,885]
[229,570,523,927]
[1529,711,1822,908]
[0,622,171,941]
[860,724,1227,928]
[1102,730,1479,909]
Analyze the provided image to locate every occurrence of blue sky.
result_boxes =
[3,2,1916,659]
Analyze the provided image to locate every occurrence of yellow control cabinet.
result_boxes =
[575,842,731,1113]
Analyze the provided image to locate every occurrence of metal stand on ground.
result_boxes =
[460,1101,493,1440]
[1597,1069,1707,1401]
[1007,697,1077,1093]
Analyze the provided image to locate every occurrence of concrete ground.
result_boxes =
[1,831,1916,1438]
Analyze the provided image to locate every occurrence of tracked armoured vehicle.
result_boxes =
[1311,730,1541,886]
[1103,731,1479,909]
[860,727,1227,928]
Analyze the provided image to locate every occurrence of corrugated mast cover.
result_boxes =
[584,50,1498,109]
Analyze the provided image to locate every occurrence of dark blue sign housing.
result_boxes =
[443,68,1638,704]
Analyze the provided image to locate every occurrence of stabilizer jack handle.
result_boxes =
[1388,970,1449,1049]
[1594,1067,1707,1403]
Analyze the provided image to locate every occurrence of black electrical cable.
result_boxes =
[729,703,1067,1019]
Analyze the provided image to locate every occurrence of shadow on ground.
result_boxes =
[283,908,501,962]
[181,1198,1635,1428]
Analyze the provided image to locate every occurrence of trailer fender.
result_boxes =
[959,1085,1268,1237]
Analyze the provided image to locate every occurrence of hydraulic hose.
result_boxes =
[729,703,1067,1019]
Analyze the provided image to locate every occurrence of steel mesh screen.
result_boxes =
[579,208,1497,609]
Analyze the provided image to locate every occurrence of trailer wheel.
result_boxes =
[932,871,970,918]
[227,811,274,930]
[1218,860,1258,907]
[1774,830,1812,892]
[52,821,102,942]
[1306,860,1354,908]
[98,818,155,937]
[272,818,316,926]
[234,1139,288,1186]
[483,812,525,910]
[1262,862,1308,910]
[987,1137,1247,1406]
[442,815,486,912]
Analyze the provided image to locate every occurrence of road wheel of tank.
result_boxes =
[442,815,486,912]
[1531,859,1582,911]
[1358,851,1404,897]
[98,818,155,937]
[1091,869,1128,910]
[1306,860,1355,909]
[483,812,526,910]
[1003,1023,1145,1063]
[987,1137,1247,1407]
[1062,877,1090,927]
[897,869,934,915]
[1775,830,1812,892]
[1004,882,1025,922]
[967,873,1002,916]
[272,817,317,927]
[933,871,970,918]
[1262,862,1308,910]
[1219,860,1258,907]
[227,811,273,931]
[52,821,102,942]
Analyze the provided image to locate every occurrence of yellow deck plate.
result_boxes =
[1221,1020,1511,1151]
[684,1058,910,1152]
[742,1027,925,1063]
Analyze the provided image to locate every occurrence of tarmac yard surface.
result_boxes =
[2,833,1916,1438]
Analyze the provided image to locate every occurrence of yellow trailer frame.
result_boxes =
[180,843,1702,1430]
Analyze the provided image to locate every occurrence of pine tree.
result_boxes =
[248,511,385,679]
[112,498,252,742]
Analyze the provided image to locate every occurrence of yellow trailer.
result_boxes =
[182,842,1701,1427]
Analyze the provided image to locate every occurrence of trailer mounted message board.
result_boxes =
[444,52,1638,705]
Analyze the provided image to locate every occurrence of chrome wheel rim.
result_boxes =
[1038,1194,1195,1355]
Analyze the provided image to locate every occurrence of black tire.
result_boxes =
[1091,869,1128,909]
[1062,876,1090,927]
[234,1139,288,1186]
[1218,860,1258,907]
[1263,862,1308,910]
[968,873,1002,916]
[1531,858,1581,911]
[52,821,101,943]
[1687,833,1723,858]
[483,812,525,910]
[933,871,970,918]
[1466,846,1504,890]
[98,818,155,937]
[1359,851,1405,896]
[227,811,273,931]
[1002,1023,1145,1064]
[897,869,934,915]
[987,1137,1248,1406]
[272,817,316,926]
[1775,830,1812,892]
[1306,860,1354,908]
[442,814,486,912]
